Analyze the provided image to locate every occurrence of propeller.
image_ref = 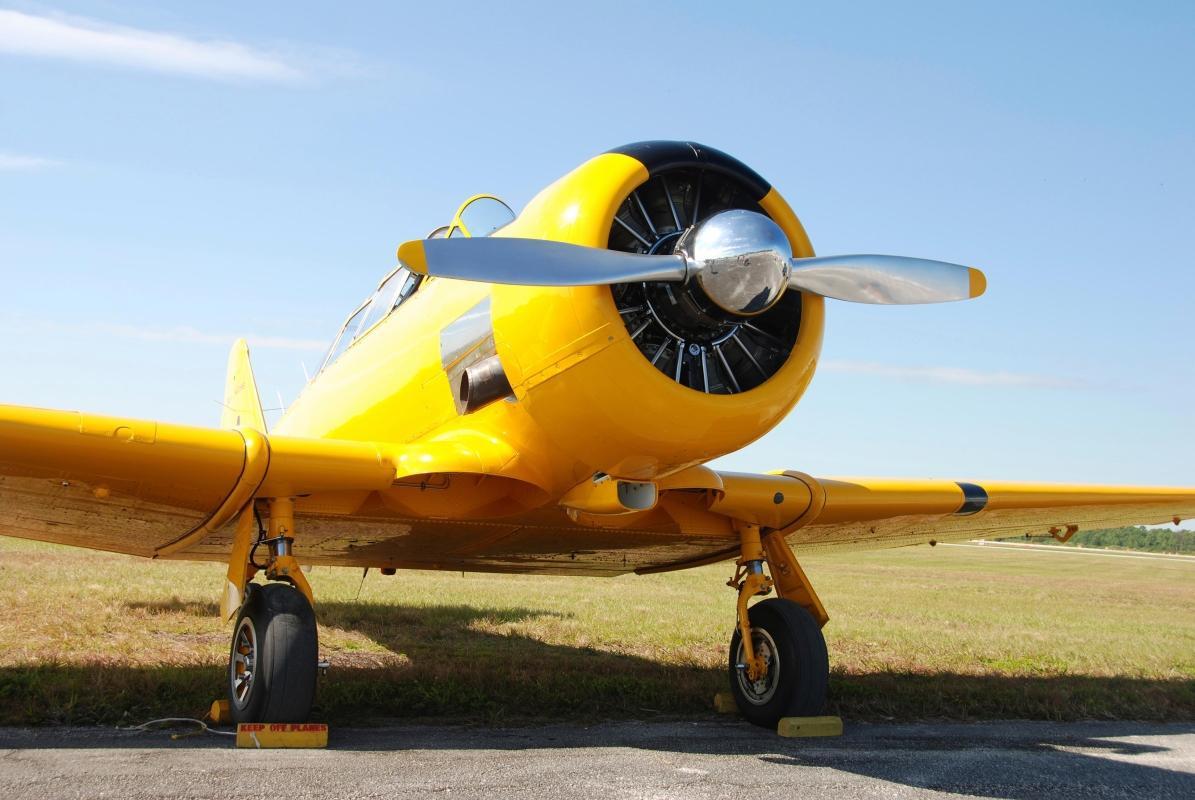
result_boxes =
[396,209,985,311]
[398,237,686,287]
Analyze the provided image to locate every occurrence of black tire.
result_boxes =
[228,582,318,724]
[727,598,828,728]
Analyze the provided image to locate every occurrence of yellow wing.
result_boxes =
[4,400,1192,571]
[0,401,552,563]
[0,403,395,558]
[765,473,1195,552]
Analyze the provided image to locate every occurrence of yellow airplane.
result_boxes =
[2,140,1192,728]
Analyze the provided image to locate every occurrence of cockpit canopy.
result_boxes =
[318,195,515,374]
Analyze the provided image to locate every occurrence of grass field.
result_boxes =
[1,537,1193,726]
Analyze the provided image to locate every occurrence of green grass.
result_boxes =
[1,538,1193,725]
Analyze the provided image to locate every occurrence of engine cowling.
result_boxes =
[489,141,825,482]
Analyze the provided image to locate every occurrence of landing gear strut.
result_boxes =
[224,497,319,724]
[726,523,829,728]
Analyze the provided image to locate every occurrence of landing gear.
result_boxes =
[229,582,318,723]
[728,598,828,727]
[726,522,830,728]
[223,496,319,724]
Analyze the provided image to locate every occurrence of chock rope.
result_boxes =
[119,717,236,740]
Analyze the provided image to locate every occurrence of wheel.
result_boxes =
[727,597,828,728]
[229,582,318,724]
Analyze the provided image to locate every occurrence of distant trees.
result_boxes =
[999,526,1195,554]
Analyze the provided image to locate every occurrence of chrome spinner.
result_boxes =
[681,209,792,317]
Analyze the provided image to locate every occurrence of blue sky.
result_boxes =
[1,1,1192,485]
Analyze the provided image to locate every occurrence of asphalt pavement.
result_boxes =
[1,719,1193,799]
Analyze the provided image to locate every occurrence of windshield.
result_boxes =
[446,195,515,238]
[459,196,515,237]
[320,302,369,371]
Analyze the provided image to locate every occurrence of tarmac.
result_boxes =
[2,719,1193,799]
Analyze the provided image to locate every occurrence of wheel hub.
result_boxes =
[231,616,257,707]
[735,628,780,705]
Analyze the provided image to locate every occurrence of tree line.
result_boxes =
[999,526,1195,554]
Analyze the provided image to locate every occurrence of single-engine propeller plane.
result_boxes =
[3,141,1193,728]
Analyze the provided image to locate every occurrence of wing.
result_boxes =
[6,402,1191,572]
[0,402,556,562]
[0,403,395,558]
[764,473,1195,553]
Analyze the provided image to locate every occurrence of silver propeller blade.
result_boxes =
[398,237,686,286]
[787,255,986,304]
[397,209,986,307]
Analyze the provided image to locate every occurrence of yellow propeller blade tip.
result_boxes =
[968,267,987,298]
[397,241,428,274]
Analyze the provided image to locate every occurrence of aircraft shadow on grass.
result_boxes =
[2,598,1193,799]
